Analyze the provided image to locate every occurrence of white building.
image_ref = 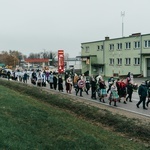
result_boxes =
[65,57,81,70]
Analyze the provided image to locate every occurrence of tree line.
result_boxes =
[0,50,69,68]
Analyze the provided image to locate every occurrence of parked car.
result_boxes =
[0,68,13,78]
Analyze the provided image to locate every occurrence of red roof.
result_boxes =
[25,58,49,63]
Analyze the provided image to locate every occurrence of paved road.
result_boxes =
[66,87,150,118]
[6,77,150,118]
[37,77,150,118]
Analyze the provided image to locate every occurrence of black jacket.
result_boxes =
[138,84,148,97]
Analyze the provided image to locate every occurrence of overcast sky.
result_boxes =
[0,0,150,57]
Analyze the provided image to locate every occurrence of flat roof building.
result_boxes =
[79,33,150,77]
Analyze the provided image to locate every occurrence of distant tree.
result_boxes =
[28,53,35,59]
[0,50,24,67]
[49,51,57,66]
[27,51,57,66]
[9,50,23,65]
[0,52,14,67]
[28,53,38,59]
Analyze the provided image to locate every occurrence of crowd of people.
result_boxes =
[6,69,150,110]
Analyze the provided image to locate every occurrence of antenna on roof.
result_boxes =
[121,11,125,37]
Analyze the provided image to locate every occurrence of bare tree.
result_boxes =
[0,50,24,68]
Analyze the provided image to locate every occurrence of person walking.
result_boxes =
[126,81,133,102]
[64,72,69,87]
[85,77,90,95]
[126,72,131,85]
[108,81,119,106]
[23,71,28,83]
[58,75,63,92]
[37,71,42,87]
[42,72,46,87]
[53,74,58,90]
[99,80,107,103]
[76,76,85,97]
[116,78,121,102]
[107,76,114,93]
[45,70,50,83]
[31,70,37,85]
[91,76,97,99]
[66,75,73,93]
[7,70,11,80]
[81,73,86,92]
[73,73,79,90]
[145,80,150,107]
[119,79,127,104]
[49,72,54,89]
[136,81,148,110]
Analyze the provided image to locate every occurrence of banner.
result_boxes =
[58,50,64,73]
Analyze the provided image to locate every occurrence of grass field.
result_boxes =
[0,81,149,149]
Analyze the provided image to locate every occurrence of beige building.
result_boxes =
[79,33,150,77]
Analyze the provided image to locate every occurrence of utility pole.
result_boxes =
[121,11,125,37]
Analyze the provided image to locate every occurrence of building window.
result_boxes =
[117,58,122,65]
[100,45,104,50]
[85,46,90,53]
[144,40,150,48]
[134,58,140,65]
[109,58,114,65]
[134,41,140,49]
[97,45,103,51]
[125,58,131,65]
[109,44,114,50]
[117,43,122,50]
[125,42,131,49]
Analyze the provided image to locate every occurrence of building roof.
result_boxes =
[54,57,81,61]
[76,55,97,58]
[25,58,49,63]
[81,33,150,44]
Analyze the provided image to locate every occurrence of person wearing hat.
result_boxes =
[136,81,148,110]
